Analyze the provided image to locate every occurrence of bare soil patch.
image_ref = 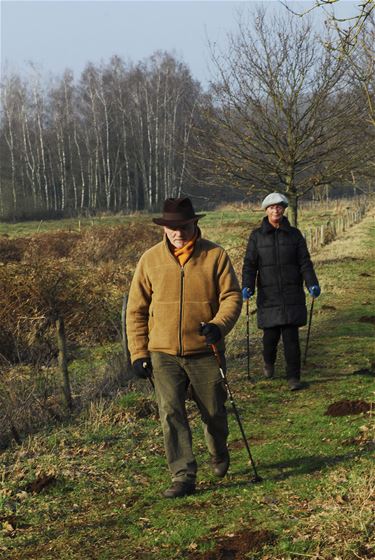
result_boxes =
[325,400,372,417]
[189,528,275,559]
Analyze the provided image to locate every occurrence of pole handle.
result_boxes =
[211,343,222,367]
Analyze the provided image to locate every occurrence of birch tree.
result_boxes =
[1,75,19,213]
[0,53,204,218]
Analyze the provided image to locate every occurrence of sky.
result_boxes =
[1,0,362,88]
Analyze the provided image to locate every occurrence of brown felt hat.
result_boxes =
[153,197,205,227]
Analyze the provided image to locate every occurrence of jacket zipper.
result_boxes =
[275,230,286,320]
[179,267,184,355]
[163,235,200,356]
[163,239,185,355]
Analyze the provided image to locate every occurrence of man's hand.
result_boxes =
[308,285,321,298]
[133,358,153,379]
[199,322,222,345]
[242,287,254,301]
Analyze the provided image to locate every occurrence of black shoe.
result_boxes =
[211,450,230,478]
[288,378,304,391]
[163,481,196,499]
[263,363,274,378]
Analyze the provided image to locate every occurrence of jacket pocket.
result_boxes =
[148,301,180,353]
[182,300,215,353]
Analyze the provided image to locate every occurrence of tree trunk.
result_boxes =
[286,189,298,227]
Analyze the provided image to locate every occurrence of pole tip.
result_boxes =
[251,475,263,484]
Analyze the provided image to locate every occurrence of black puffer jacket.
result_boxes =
[242,217,318,328]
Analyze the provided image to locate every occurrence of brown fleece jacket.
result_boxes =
[126,232,242,362]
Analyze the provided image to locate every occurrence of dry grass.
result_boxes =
[0,365,64,449]
[296,466,375,559]
[0,205,372,454]
[315,209,375,264]
[0,224,162,446]
[0,223,161,364]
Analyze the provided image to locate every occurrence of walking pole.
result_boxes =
[211,343,262,483]
[303,297,315,365]
[246,299,251,381]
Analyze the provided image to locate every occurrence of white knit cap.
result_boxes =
[261,192,289,210]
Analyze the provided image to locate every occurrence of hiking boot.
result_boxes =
[263,363,274,378]
[288,378,304,391]
[163,481,196,499]
[211,449,230,478]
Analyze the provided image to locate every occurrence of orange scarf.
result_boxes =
[173,233,198,266]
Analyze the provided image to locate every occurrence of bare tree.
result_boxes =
[31,71,50,211]
[0,52,204,219]
[350,15,375,127]
[1,75,19,213]
[203,8,369,225]
[78,64,104,210]
[284,0,374,53]
[346,15,375,192]
[120,52,202,211]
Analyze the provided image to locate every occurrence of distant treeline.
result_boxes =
[1,9,374,222]
[1,52,206,220]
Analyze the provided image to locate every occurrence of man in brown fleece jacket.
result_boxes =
[126,198,242,498]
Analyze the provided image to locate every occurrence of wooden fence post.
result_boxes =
[55,314,73,411]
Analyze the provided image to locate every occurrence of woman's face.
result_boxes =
[266,204,285,227]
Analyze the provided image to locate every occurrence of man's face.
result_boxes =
[164,221,197,249]
[266,204,285,226]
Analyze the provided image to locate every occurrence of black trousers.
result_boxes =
[263,325,301,380]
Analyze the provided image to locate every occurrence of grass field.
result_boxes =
[0,198,360,238]
[0,206,374,560]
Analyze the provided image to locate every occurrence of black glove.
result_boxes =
[199,322,222,345]
[133,358,153,379]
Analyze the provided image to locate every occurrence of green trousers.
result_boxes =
[151,352,228,483]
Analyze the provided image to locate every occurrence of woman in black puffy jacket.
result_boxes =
[242,193,320,390]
